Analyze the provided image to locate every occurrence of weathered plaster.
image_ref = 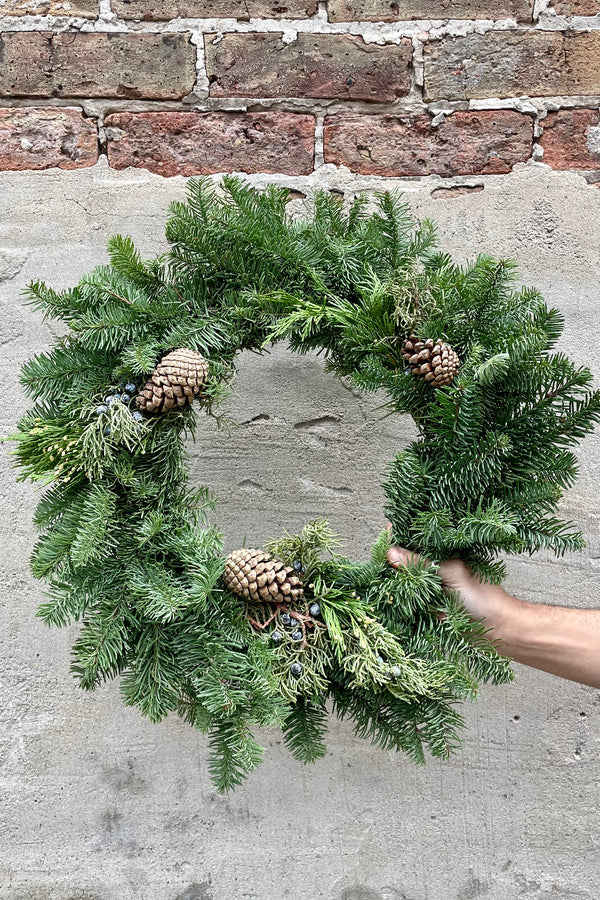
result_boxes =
[1,162,599,900]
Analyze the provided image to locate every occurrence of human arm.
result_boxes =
[387,546,600,689]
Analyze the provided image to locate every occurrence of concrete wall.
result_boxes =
[1,161,599,900]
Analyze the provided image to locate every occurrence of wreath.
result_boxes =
[11,176,600,792]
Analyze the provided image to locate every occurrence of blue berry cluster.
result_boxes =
[96,381,145,434]
[269,596,325,679]
[270,611,305,676]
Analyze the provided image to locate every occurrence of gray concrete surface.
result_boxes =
[1,160,599,900]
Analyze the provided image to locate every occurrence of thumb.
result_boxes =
[387,546,421,568]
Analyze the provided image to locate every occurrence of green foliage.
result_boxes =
[282,698,328,764]
[11,175,599,791]
[264,517,344,581]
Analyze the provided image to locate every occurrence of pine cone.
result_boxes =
[402,335,460,387]
[136,348,209,414]
[223,549,304,605]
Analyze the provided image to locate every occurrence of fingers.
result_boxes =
[385,525,446,620]
[384,529,447,621]
[387,546,422,568]
[385,544,446,621]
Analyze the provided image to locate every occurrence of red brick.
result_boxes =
[112,0,316,18]
[0,32,195,100]
[424,31,600,101]
[105,111,315,176]
[328,0,533,21]
[0,33,53,99]
[540,109,600,170]
[205,32,412,101]
[323,110,533,176]
[1,0,98,14]
[0,106,98,171]
[551,0,600,12]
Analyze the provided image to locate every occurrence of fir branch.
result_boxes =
[282,698,328,764]
[119,625,181,722]
[207,719,264,793]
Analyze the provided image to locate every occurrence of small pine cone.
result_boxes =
[402,334,460,387]
[223,549,304,605]
[136,348,209,414]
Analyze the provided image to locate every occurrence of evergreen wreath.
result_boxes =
[11,176,600,792]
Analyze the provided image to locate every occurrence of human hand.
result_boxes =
[384,529,600,686]
[385,527,514,637]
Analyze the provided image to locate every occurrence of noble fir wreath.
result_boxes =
[11,176,600,793]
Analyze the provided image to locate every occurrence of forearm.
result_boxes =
[492,593,600,688]
[387,544,600,687]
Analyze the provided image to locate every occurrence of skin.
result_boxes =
[386,542,600,689]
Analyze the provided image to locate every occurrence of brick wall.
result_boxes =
[0,2,599,180]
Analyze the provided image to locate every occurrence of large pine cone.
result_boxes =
[136,348,209,414]
[402,335,460,387]
[223,549,303,605]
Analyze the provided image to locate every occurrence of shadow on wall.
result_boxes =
[175,885,214,900]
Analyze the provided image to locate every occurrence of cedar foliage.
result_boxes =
[10,176,600,791]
